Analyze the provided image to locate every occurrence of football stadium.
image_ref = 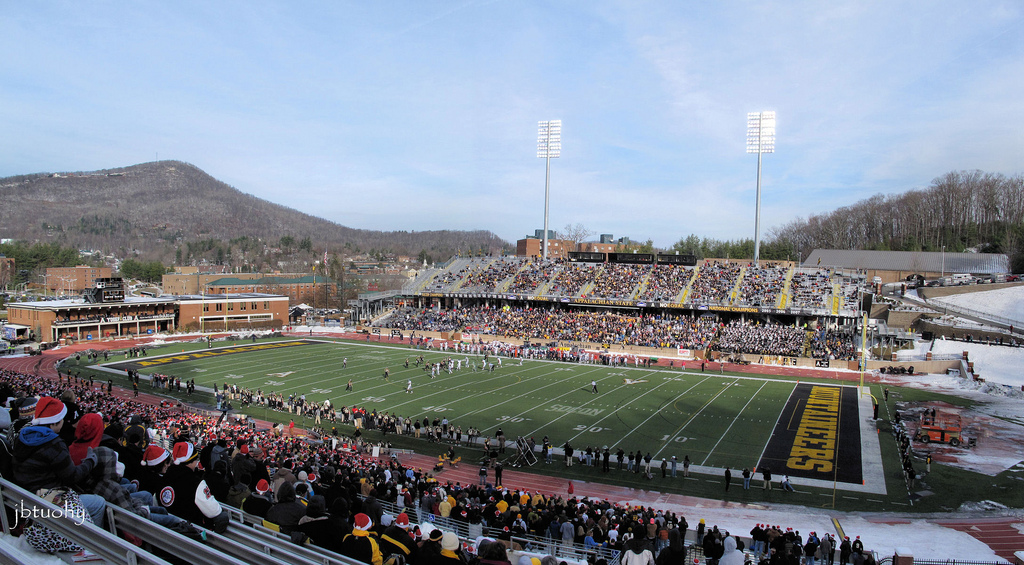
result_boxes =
[4,3,1024,564]
[4,249,1023,564]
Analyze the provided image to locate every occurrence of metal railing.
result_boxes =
[221,504,356,565]
[0,478,171,565]
[362,495,621,563]
[877,557,1007,565]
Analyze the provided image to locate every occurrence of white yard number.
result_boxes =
[311,388,333,394]
[496,416,526,423]
[573,425,607,433]
[660,435,689,443]
[265,380,284,386]
[421,405,450,412]
[362,397,386,403]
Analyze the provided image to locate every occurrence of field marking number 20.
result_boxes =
[573,425,608,433]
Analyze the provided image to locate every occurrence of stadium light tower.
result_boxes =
[746,111,776,263]
[537,120,561,260]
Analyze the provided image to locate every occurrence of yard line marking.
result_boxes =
[651,378,738,460]
[523,375,686,442]
[569,375,717,447]
[700,379,769,466]
[752,381,798,473]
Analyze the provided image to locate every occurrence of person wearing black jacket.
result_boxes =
[839,537,852,565]
[265,481,307,534]
[160,441,229,533]
[241,479,273,518]
[296,495,336,550]
[379,511,418,563]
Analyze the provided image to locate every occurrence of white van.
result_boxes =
[949,273,972,286]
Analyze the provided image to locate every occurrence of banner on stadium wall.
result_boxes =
[571,298,637,307]
[676,349,693,358]
[709,305,760,313]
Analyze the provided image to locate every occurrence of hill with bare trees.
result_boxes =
[0,161,509,269]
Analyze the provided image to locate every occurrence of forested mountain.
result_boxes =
[0,161,509,268]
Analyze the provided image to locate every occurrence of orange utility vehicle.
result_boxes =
[915,412,964,447]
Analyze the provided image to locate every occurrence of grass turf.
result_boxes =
[61,336,1020,512]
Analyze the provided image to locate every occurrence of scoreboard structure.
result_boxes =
[83,278,126,304]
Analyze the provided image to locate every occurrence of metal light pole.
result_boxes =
[747,111,776,264]
[537,120,561,260]
[941,245,946,279]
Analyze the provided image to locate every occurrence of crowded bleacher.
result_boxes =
[380,308,855,360]
[408,256,864,320]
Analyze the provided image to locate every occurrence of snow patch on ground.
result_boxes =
[623,498,1010,562]
[931,287,1024,327]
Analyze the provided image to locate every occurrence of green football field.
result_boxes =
[80,336,1024,512]
[104,338,860,477]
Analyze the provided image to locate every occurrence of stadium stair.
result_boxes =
[633,271,652,300]
[409,269,442,294]
[728,266,747,306]
[498,261,532,294]
[831,283,842,315]
[776,266,795,309]
[535,263,566,297]
[678,265,699,304]
[449,257,496,293]
[578,280,595,297]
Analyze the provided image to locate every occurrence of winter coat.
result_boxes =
[13,426,96,492]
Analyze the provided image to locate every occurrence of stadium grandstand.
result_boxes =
[378,253,873,364]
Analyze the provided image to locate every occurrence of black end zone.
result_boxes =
[757,383,862,484]
[105,340,320,372]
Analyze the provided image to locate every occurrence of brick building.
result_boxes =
[7,277,288,341]
[45,265,112,294]
[205,275,338,308]
[516,237,574,259]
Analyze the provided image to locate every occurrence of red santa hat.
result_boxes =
[240,444,249,455]
[172,441,198,465]
[141,445,169,467]
[256,479,271,494]
[353,513,372,532]
[395,513,410,528]
[31,397,67,426]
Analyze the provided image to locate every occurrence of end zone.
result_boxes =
[758,383,886,494]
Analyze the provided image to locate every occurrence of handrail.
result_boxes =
[363,496,615,562]
[104,503,258,565]
[222,502,359,565]
[0,478,171,565]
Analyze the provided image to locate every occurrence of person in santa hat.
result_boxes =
[12,396,106,527]
[379,511,418,563]
[241,479,273,518]
[137,445,171,495]
[159,441,229,533]
[341,512,383,565]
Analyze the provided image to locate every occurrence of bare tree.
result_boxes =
[560,223,595,252]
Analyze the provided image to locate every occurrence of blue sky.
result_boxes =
[2,1,1022,248]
